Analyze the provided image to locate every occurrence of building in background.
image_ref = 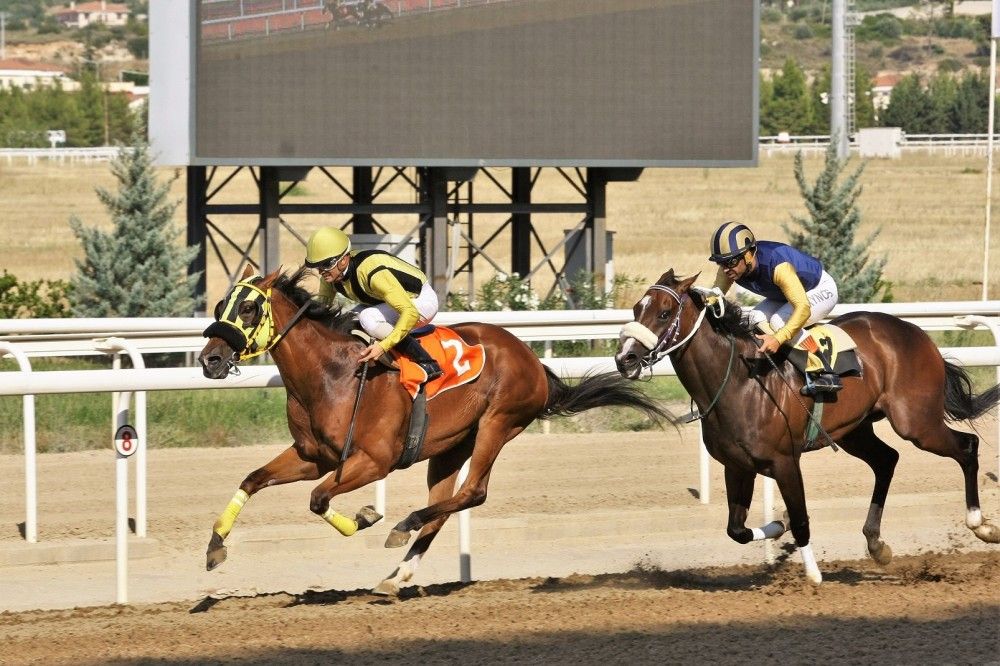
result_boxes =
[50,1,130,29]
[0,59,70,89]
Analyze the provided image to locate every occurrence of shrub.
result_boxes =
[937,58,963,73]
[761,7,782,23]
[793,23,813,40]
[0,271,74,318]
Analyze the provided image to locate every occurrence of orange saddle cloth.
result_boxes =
[394,326,486,400]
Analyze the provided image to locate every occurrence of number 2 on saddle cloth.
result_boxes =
[393,326,486,400]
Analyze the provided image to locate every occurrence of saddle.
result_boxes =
[788,324,861,376]
[748,323,862,386]
[352,325,486,401]
[350,325,485,470]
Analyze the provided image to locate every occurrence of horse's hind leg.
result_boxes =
[888,408,1000,544]
[385,414,523,548]
[207,445,328,571]
[374,436,474,596]
[837,421,899,565]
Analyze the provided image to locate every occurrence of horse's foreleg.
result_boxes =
[838,422,899,565]
[375,439,473,596]
[207,445,327,571]
[309,450,386,536]
[772,455,822,584]
[723,465,756,544]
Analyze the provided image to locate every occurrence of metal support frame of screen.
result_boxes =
[151,1,758,168]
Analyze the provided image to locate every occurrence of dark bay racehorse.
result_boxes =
[615,270,999,583]
[199,266,670,595]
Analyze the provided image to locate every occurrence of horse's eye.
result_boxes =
[238,301,260,323]
[658,310,672,320]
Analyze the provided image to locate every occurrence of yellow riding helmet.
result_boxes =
[709,221,756,263]
[305,227,351,267]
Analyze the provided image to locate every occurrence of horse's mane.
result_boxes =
[272,267,357,335]
[657,272,754,340]
[708,297,755,339]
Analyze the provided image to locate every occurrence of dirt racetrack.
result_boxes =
[1,424,998,664]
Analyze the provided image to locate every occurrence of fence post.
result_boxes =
[0,343,37,543]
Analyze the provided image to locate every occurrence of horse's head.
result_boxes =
[199,266,282,379]
[614,269,706,380]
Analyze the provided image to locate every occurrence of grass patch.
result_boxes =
[0,357,289,454]
[0,385,289,455]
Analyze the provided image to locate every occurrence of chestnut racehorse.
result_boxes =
[615,270,999,583]
[199,266,670,595]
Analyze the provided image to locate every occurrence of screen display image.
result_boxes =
[194,0,758,165]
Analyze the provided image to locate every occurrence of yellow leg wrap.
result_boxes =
[212,489,249,539]
[322,507,358,536]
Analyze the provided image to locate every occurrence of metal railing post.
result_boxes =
[0,342,37,542]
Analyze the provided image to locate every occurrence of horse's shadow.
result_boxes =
[528,544,901,594]
[189,580,476,613]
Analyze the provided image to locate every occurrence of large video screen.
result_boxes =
[193,0,758,166]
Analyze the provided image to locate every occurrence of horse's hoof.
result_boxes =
[355,505,383,530]
[869,541,893,566]
[385,529,411,548]
[973,522,1000,543]
[206,532,228,571]
[372,579,400,596]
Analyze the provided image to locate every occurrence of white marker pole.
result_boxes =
[114,407,138,605]
[458,459,471,582]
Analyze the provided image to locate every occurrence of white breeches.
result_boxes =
[354,282,439,340]
[746,271,838,345]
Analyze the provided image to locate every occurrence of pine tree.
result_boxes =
[70,132,202,317]
[73,71,106,147]
[881,74,933,132]
[762,58,814,135]
[927,74,958,133]
[854,66,877,130]
[783,139,889,303]
[951,70,988,133]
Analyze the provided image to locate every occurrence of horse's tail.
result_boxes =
[943,360,1000,422]
[539,367,673,424]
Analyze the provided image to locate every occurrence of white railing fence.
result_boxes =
[1,303,998,603]
[3,134,997,164]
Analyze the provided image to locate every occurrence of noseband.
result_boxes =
[619,285,723,373]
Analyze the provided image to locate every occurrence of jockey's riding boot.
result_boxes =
[804,353,842,394]
[396,334,443,382]
[798,333,842,394]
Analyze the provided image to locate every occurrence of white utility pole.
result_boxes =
[831,0,848,159]
[985,0,999,300]
[1,13,8,61]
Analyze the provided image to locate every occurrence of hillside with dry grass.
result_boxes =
[1,153,995,306]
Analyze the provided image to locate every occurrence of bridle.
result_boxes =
[619,285,736,422]
[619,285,723,375]
[203,277,311,375]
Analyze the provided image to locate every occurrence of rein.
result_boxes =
[684,332,736,423]
[336,361,369,483]
[623,285,716,376]
[752,345,839,452]
[224,297,313,375]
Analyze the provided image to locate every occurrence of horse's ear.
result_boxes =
[678,272,701,293]
[240,264,256,280]
[259,266,283,288]
[656,269,676,285]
